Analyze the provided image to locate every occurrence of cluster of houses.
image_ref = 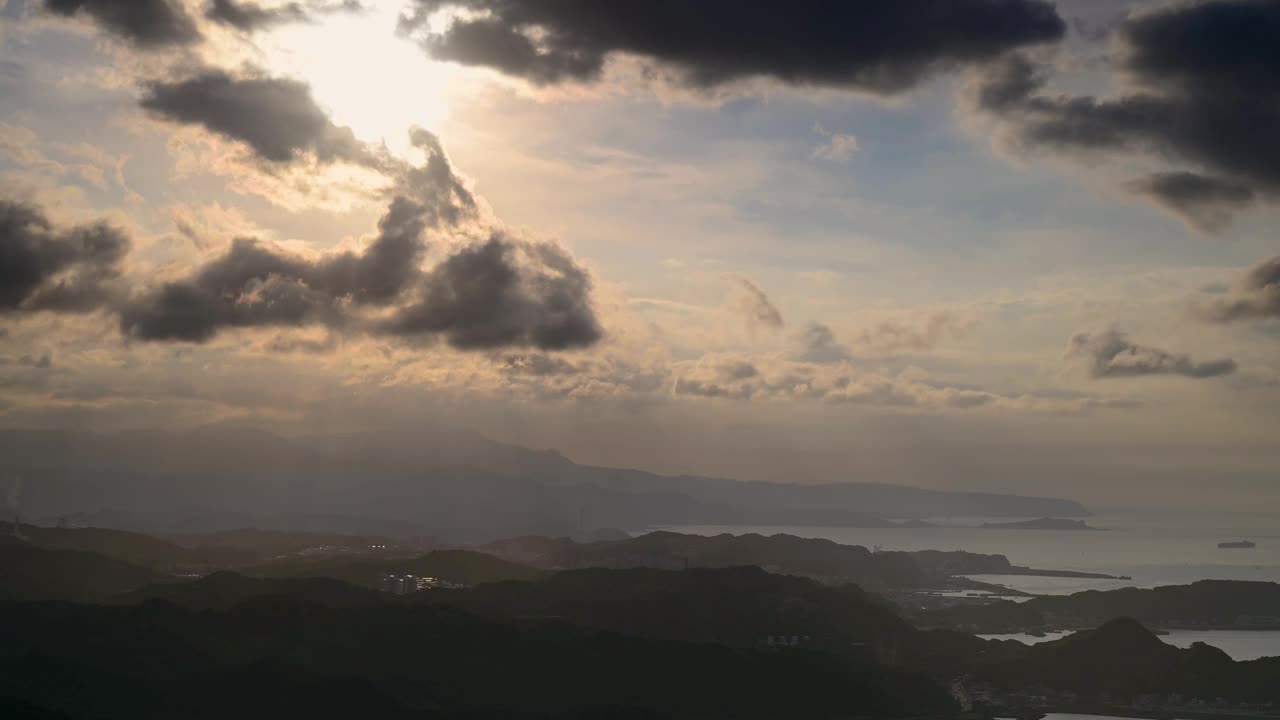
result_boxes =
[380,574,467,594]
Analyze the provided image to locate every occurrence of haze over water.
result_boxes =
[664,510,1280,592]
[668,512,1280,660]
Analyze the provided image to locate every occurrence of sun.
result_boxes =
[259,3,458,157]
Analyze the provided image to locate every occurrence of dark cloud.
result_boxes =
[1068,11,1128,44]
[44,0,200,48]
[973,0,1280,229]
[120,129,470,342]
[380,233,601,351]
[129,192,456,342]
[119,129,600,352]
[141,69,374,166]
[1126,171,1256,233]
[1199,256,1280,323]
[118,238,353,342]
[399,127,477,227]
[728,275,782,333]
[403,0,1064,93]
[123,207,449,341]
[1068,329,1237,379]
[720,360,758,381]
[972,51,1046,112]
[205,0,363,32]
[206,0,306,30]
[0,200,129,315]
[795,322,851,364]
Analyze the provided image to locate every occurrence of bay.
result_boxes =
[659,511,1280,594]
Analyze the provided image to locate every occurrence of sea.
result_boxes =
[659,510,1280,660]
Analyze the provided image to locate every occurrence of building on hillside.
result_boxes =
[380,574,468,594]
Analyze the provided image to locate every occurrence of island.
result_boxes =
[982,517,1097,530]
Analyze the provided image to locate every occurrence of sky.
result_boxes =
[1,0,1278,512]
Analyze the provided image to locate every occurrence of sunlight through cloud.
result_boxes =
[258,2,458,156]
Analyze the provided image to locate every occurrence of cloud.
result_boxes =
[0,200,130,315]
[43,0,201,48]
[1068,329,1237,380]
[263,332,340,354]
[141,69,378,166]
[205,0,307,30]
[119,127,601,352]
[1126,171,1256,233]
[670,352,1133,413]
[727,275,783,334]
[500,353,579,377]
[1199,255,1280,323]
[491,352,669,402]
[811,124,858,162]
[794,322,851,364]
[0,352,53,369]
[402,0,1064,94]
[119,238,355,342]
[378,232,602,351]
[206,0,363,32]
[825,375,996,409]
[853,311,974,353]
[119,128,465,342]
[672,356,763,400]
[970,0,1280,230]
[794,313,972,367]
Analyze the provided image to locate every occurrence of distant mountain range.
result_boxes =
[0,426,1087,540]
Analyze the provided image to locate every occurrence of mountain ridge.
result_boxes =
[1,426,1088,540]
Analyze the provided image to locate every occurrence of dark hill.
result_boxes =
[0,539,164,603]
[243,549,542,588]
[1032,579,1280,627]
[417,565,910,648]
[113,572,392,610]
[918,579,1280,631]
[15,524,194,567]
[481,531,927,588]
[979,618,1181,695]
[975,617,1280,702]
[0,599,957,719]
[414,565,995,679]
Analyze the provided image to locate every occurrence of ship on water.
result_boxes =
[1218,539,1257,549]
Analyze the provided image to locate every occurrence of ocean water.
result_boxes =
[981,630,1280,661]
[661,511,1280,591]
[660,515,1280,661]
[980,630,1077,645]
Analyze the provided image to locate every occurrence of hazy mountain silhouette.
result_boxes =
[2,425,1087,541]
